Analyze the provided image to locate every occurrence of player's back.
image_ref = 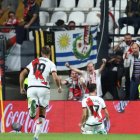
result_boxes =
[82,96,106,122]
[27,57,56,88]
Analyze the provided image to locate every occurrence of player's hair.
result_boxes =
[41,46,51,55]
[88,83,96,93]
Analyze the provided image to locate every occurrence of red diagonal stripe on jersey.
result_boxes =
[32,58,47,85]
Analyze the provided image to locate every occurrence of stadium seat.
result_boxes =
[95,0,101,8]
[40,0,57,11]
[137,29,140,35]
[39,11,49,26]
[73,0,94,11]
[115,0,127,11]
[68,11,85,25]
[54,0,76,11]
[85,11,100,25]
[120,26,135,35]
[49,11,67,24]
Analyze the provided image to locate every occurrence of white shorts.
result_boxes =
[81,116,106,134]
[27,87,50,108]
[82,123,105,134]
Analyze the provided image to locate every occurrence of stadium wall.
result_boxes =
[0,101,140,134]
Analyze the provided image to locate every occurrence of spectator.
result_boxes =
[60,70,86,101]
[66,21,76,30]
[118,0,140,35]
[23,0,40,28]
[16,0,40,44]
[51,19,66,31]
[65,59,107,97]
[124,42,140,100]
[113,33,134,57]
[101,55,124,100]
[0,11,19,50]
[2,11,19,32]
[113,33,134,99]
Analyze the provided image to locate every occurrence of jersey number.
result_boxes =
[33,63,46,74]
[86,98,99,117]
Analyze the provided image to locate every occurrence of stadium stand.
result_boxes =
[68,11,85,25]
[48,11,67,25]
[39,11,49,26]
[73,0,94,11]
[115,0,128,11]
[54,0,76,11]
[120,26,135,35]
[85,11,100,25]
[40,0,57,11]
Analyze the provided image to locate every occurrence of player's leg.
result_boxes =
[33,88,50,140]
[94,123,107,134]
[34,106,46,140]
[27,88,38,119]
[81,124,94,134]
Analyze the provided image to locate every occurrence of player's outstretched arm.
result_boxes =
[19,69,28,94]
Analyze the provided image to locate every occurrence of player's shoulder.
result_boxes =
[39,57,54,64]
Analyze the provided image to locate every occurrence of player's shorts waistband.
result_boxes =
[28,86,50,89]
[85,123,102,126]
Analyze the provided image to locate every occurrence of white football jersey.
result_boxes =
[26,57,56,88]
[82,96,106,120]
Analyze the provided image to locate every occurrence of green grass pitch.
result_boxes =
[0,133,140,140]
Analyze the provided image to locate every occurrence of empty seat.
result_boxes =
[95,0,101,7]
[86,11,100,25]
[54,0,76,11]
[39,11,49,26]
[73,0,94,11]
[115,0,127,11]
[120,26,135,35]
[40,0,57,11]
[68,11,85,25]
[50,11,67,24]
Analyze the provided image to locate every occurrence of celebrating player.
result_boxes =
[19,46,61,140]
[80,83,109,134]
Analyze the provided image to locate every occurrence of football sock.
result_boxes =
[34,117,45,138]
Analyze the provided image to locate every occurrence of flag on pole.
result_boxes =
[55,26,98,71]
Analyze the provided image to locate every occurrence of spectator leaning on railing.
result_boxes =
[16,0,40,45]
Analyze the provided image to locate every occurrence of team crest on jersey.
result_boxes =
[73,34,93,60]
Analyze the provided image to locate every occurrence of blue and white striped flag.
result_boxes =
[55,26,98,71]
